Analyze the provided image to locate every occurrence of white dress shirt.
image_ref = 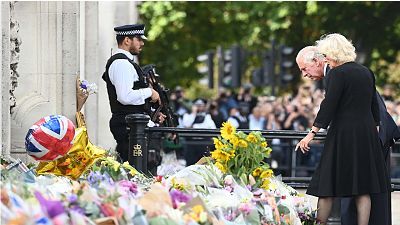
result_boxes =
[108,48,152,105]
[182,113,216,129]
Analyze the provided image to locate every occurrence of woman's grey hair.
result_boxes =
[316,33,357,64]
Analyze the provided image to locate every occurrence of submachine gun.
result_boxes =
[141,64,179,129]
[141,65,180,173]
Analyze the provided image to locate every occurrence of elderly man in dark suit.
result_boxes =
[296,46,400,225]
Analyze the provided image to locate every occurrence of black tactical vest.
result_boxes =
[102,53,149,114]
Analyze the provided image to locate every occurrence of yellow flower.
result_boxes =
[215,161,227,173]
[122,162,138,176]
[211,149,231,162]
[260,169,274,179]
[171,177,186,191]
[246,133,257,143]
[229,135,239,148]
[252,167,262,177]
[192,205,204,214]
[221,122,236,140]
[269,181,277,190]
[106,156,115,161]
[228,150,236,159]
[261,141,268,148]
[112,161,121,171]
[265,147,272,155]
[238,139,248,148]
[213,137,224,150]
[261,178,271,189]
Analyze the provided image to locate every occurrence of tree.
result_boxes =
[138,1,400,94]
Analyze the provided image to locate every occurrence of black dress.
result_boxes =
[307,62,390,197]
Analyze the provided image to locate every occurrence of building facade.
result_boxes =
[1,1,140,161]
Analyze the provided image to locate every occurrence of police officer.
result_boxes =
[102,24,164,163]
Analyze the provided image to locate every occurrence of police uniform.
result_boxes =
[102,24,151,162]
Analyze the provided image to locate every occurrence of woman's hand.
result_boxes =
[295,132,315,153]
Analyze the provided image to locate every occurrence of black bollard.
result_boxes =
[126,114,149,174]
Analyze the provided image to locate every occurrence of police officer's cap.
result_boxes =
[114,24,147,40]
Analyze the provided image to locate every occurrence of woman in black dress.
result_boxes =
[295,33,390,225]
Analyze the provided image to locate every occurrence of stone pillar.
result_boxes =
[97,1,116,150]
[1,1,11,156]
[0,2,3,154]
[61,1,79,119]
[82,1,99,143]
[95,1,142,150]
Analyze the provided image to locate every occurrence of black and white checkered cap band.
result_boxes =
[116,30,144,36]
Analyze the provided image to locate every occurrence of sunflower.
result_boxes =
[211,149,231,162]
[229,135,240,148]
[252,167,262,177]
[246,133,258,143]
[221,122,236,140]
[238,139,248,148]
[261,178,271,189]
[261,141,268,148]
[215,161,227,173]
[260,169,274,179]
[213,137,224,150]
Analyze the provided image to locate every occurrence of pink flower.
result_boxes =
[238,202,253,215]
[118,180,138,195]
[169,189,192,209]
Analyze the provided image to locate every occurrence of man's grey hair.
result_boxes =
[297,46,324,63]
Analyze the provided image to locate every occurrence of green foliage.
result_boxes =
[138,1,400,94]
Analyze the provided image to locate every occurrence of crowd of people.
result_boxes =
[171,83,400,132]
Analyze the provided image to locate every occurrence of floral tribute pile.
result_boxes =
[1,122,318,225]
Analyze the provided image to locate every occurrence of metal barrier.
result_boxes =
[125,115,399,224]
[124,120,400,190]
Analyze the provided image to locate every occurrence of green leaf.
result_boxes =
[278,204,291,215]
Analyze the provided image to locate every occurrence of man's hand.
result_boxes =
[295,132,314,153]
[158,112,167,124]
[150,89,161,104]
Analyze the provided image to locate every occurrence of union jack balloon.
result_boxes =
[25,115,75,161]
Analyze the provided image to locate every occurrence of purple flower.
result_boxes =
[35,191,66,219]
[118,180,138,194]
[70,205,85,215]
[80,80,88,89]
[87,171,102,186]
[68,194,78,203]
[246,184,252,191]
[169,189,192,209]
[87,171,114,187]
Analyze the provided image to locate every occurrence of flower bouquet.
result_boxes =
[76,75,98,112]
[211,122,273,190]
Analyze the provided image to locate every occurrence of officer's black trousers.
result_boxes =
[109,114,130,162]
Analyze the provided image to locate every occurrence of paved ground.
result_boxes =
[301,190,400,225]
